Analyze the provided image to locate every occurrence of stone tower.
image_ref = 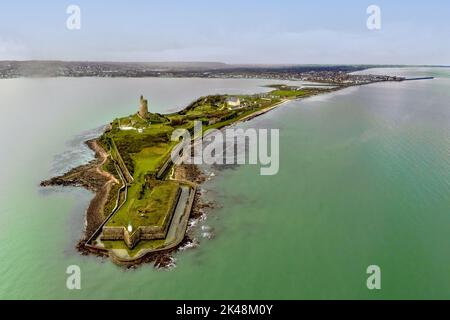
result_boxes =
[139,95,149,118]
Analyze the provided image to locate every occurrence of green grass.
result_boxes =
[101,116,182,233]
[270,89,307,98]
[132,142,175,178]
[106,181,180,229]
[107,123,175,175]
[103,182,121,218]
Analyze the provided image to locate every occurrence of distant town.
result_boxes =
[0,61,406,85]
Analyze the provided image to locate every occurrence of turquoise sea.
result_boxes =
[0,68,449,299]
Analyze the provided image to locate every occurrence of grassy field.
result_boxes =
[106,181,180,229]
[132,143,175,178]
[271,89,307,98]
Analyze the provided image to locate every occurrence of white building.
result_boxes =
[226,97,241,108]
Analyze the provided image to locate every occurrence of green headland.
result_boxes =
[42,84,336,265]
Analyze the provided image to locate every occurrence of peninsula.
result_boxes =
[41,76,406,267]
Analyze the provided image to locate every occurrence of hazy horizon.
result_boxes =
[1,1,449,65]
[0,60,448,68]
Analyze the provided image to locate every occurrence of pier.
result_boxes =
[403,77,434,81]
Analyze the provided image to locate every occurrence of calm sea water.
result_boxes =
[0,69,449,299]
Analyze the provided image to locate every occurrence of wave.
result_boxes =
[50,126,106,176]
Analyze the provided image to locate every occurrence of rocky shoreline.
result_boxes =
[41,139,120,238]
[41,138,211,269]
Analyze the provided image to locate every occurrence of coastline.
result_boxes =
[41,139,119,238]
[83,140,120,237]
[40,84,346,267]
[43,137,209,267]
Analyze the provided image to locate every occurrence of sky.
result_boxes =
[0,0,449,65]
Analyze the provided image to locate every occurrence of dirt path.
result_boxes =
[87,140,120,185]
[83,140,120,238]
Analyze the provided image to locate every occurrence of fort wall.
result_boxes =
[100,186,182,249]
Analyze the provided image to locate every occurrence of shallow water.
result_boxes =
[0,70,449,299]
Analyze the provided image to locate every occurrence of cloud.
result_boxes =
[0,38,28,60]
[207,25,450,65]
